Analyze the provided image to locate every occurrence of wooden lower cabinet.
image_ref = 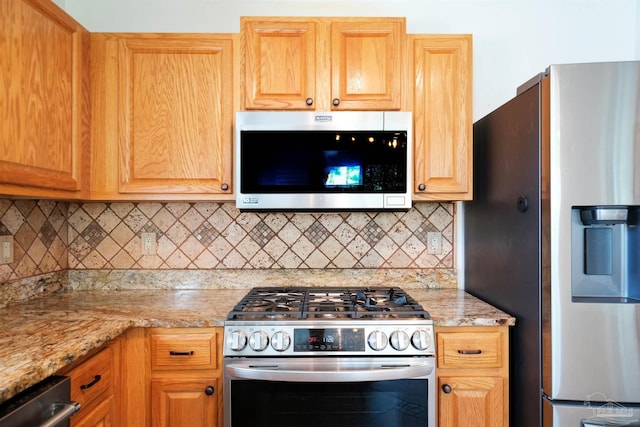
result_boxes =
[148,328,223,427]
[72,395,116,427]
[438,376,505,427]
[56,337,122,427]
[151,378,220,427]
[435,326,509,427]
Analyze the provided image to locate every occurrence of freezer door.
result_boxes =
[543,397,640,426]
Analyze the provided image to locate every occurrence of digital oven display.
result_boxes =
[293,328,365,352]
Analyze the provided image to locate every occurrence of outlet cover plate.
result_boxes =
[0,235,14,264]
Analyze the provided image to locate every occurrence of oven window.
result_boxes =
[229,379,428,427]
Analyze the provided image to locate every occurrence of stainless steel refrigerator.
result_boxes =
[464,61,640,426]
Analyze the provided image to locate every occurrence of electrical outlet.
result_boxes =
[141,232,157,255]
[427,232,442,255]
[0,235,14,264]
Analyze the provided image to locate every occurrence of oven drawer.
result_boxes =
[437,330,503,369]
[151,332,217,370]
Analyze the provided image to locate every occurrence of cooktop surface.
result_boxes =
[226,287,430,321]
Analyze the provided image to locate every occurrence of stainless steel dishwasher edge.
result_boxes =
[0,376,80,427]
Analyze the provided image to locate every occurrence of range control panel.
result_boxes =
[223,320,435,357]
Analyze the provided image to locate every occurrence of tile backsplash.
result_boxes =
[0,200,455,284]
[0,199,68,283]
[67,201,455,270]
[0,199,457,307]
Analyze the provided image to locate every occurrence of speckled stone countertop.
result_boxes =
[0,288,514,405]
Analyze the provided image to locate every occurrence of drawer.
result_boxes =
[437,331,503,369]
[68,346,113,409]
[151,333,217,370]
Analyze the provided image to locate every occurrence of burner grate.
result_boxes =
[226,287,430,321]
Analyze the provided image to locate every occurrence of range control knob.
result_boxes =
[271,331,291,352]
[249,331,270,351]
[390,330,410,351]
[227,330,248,351]
[411,330,432,351]
[367,330,388,351]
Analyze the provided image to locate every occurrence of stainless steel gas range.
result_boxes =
[223,287,436,427]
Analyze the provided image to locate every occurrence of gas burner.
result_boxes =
[226,287,430,321]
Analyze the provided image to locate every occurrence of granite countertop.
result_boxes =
[0,288,514,405]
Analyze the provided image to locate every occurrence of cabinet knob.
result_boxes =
[442,384,452,394]
[306,97,314,106]
[418,183,426,191]
[221,183,229,191]
[205,386,215,396]
[332,98,340,106]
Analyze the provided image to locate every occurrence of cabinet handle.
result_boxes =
[332,98,340,106]
[418,183,426,191]
[169,350,194,356]
[221,183,229,191]
[442,384,452,394]
[457,349,482,355]
[80,374,102,390]
[306,97,313,106]
[205,385,215,396]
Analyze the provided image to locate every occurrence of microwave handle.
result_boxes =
[226,363,433,382]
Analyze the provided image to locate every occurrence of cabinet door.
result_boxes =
[151,378,219,427]
[412,35,472,200]
[438,376,505,427]
[91,34,235,199]
[71,395,114,427]
[118,36,234,195]
[330,20,404,110]
[0,0,88,197]
[242,19,317,110]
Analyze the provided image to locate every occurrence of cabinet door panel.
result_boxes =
[413,35,472,200]
[71,395,114,427]
[242,20,316,110]
[439,376,504,427]
[331,20,403,110]
[0,0,88,195]
[117,37,233,194]
[151,378,219,427]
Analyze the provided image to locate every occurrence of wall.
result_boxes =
[55,0,640,120]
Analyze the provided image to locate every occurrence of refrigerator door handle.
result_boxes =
[581,419,640,426]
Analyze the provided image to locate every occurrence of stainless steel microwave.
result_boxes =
[234,111,412,211]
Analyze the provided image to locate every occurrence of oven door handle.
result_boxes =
[226,363,434,382]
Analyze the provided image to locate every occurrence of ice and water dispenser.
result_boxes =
[571,206,640,302]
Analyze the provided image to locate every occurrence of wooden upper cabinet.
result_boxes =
[411,35,472,200]
[90,33,237,200]
[241,17,405,111]
[242,20,317,110]
[330,20,403,110]
[0,0,89,198]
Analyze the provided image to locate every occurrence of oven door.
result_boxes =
[223,356,436,427]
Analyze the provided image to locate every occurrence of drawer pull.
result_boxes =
[80,375,102,390]
[169,350,195,356]
[458,349,482,355]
